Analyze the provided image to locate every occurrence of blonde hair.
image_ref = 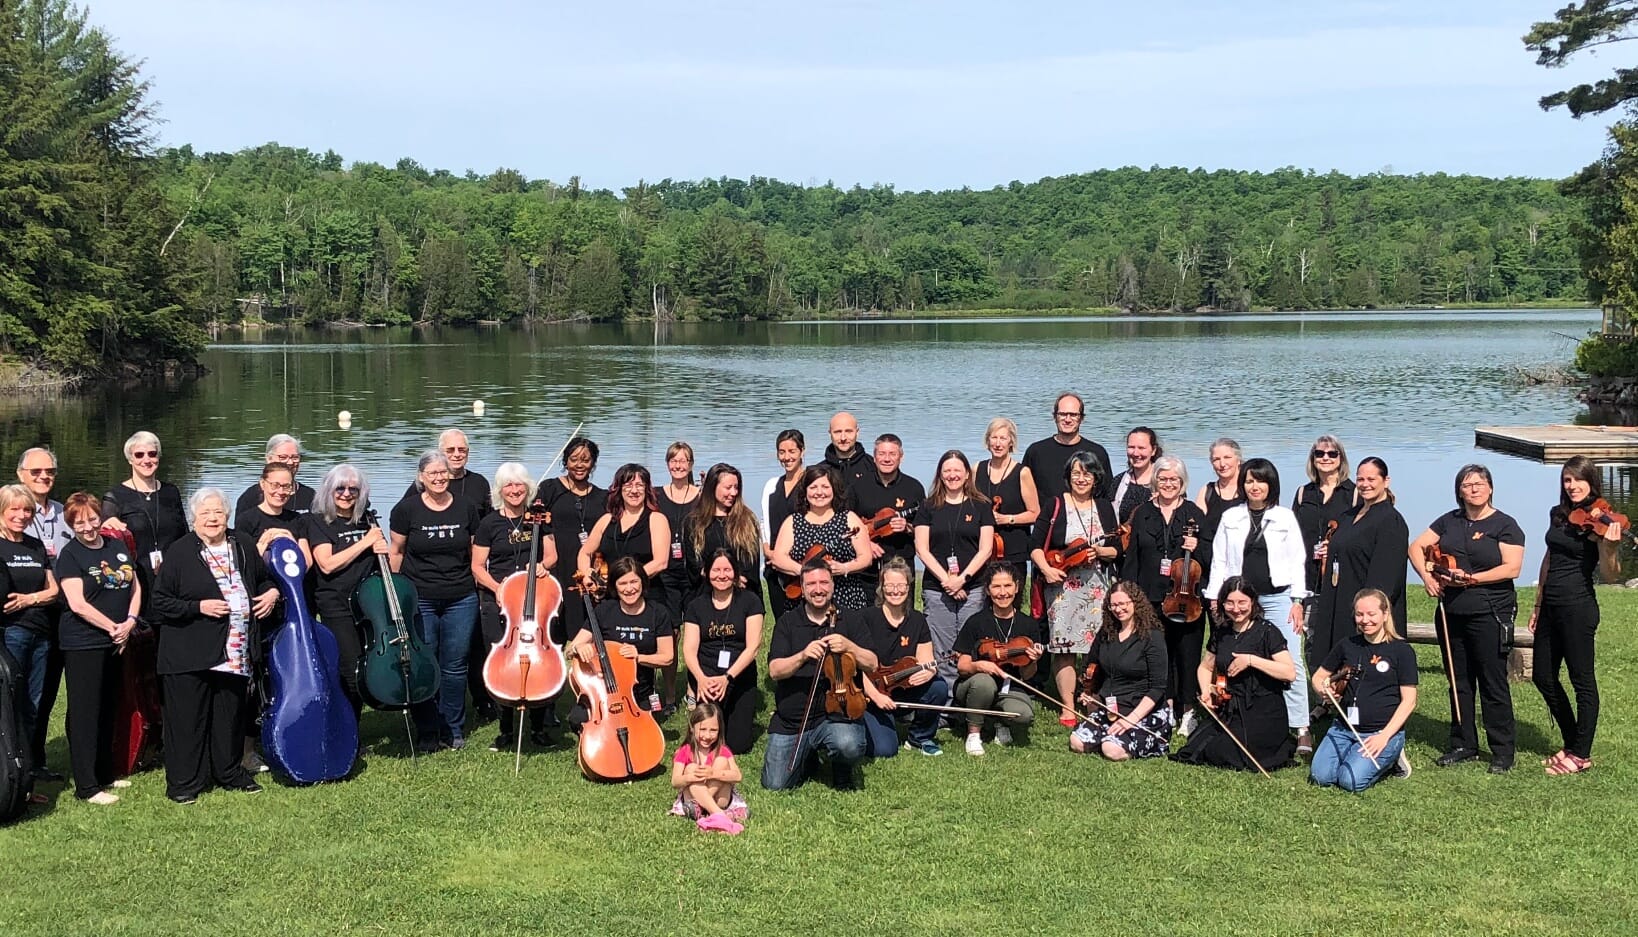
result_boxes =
[1353,588,1401,642]
[0,484,37,516]
[983,417,1018,454]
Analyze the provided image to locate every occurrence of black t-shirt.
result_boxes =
[1242,508,1276,595]
[767,605,875,733]
[534,477,608,577]
[653,487,697,578]
[682,589,763,678]
[1542,508,1602,605]
[235,505,306,547]
[913,497,996,593]
[953,608,1045,675]
[763,474,802,562]
[473,511,545,580]
[1208,620,1290,701]
[1090,629,1169,712]
[402,470,493,520]
[389,496,479,600]
[0,534,51,634]
[852,470,926,570]
[54,537,138,650]
[1428,509,1525,616]
[598,508,658,570]
[304,512,376,611]
[577,600,674,702]
[102,482,187,572]
[235,482,315,521]
[1320,635,1418,734]
[858,606,933,669]
[1022,435,1114,505]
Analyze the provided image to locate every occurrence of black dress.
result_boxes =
[1308,500,1409,671]
[1292,479,1356,595]
[975,460,1032,570]
[1171,619,1296,771]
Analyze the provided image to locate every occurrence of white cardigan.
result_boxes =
[1205,504,1309,600]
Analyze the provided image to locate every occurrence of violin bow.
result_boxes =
[1071,688,1170,744]
[1320,685,1381,770]
[540,420,586,482]
[1434,599,1462,727]
[789,648,827,774]
[1195,698,1272,779]
[889,701,1019,720]
[1000,673,1106,733]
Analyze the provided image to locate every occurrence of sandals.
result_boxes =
[1546,751,1592,776]
[1058,714,1078,728]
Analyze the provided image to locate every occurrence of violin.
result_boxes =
[483,501,567,710]
[864,506,915,542]
[1043,526,1127,572]
[869,652,955,691]
[1322,662,1357,700]
[1160,518,1203,624]
[783,543,828,599]
[1077,662,1099,695]
[976,635,1041,670]
[1209,672,1231,709]
[822,652,867,720]
[1567,498,1630,539]
[1423,542,1466,584]
[566,561,663,782]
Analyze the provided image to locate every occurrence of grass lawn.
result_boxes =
[3,587,1635,937]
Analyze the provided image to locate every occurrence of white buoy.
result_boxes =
[473,400,486,416]
[338,409,352,430]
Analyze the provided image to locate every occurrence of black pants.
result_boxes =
[477,591,549,737]
[1534,598,1600,759]
[765,566,797,620]
[315,597,366,719]
[688,669,760,755]
[466,590,495,717]
[1439,606,1515,758]
[163,670,253,798]
[29,641,62,769]
[63,647,120,799]
[1156,601,1206,709]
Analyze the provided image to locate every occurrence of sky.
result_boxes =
[89,0,1625,191]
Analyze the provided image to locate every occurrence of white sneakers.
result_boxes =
[86,791,119,806]
[965,733,985,756]
[1178,710,1199,737]
[993,725,1013,746]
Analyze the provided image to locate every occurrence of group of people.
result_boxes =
[0,393,1617,823]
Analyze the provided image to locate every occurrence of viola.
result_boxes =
[566,568,663,781]
[869,651,955,690]
[783,543,829,599]
[352,510,439,710]
[1567,498,1630,538]
[864,506,916,542]
[822,651,867,720]
[977,635,1040,669]
[1160,518,1204,624]
[261,535,358,784]
[483,501,567,709]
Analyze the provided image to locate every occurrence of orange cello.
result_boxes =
[566,562,664,782]
[482,501,567,731]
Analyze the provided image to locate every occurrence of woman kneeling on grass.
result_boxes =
[1069,581,1171,760]
[1309,588,1417,792]
[670,701,746,834]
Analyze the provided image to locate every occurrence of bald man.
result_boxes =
[823,412,874,513]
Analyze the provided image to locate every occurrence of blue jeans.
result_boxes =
[3,627,50,749]
[1258,592,1309,731]
[863,675,950,755]
[411,593,479,743]
[760,720,867,791]
[1310,723,1404,793]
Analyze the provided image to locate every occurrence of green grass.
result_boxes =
[4,587,1635,936]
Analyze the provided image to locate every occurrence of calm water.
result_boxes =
[0,309,1616,581]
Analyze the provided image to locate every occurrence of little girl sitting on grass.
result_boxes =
[669,702,748,834]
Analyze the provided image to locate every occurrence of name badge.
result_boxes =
[1105,696,1119,716]
[149,550,164,572]
[1330,561,1339,588]
[1346,705,1360,725]
[718,649,732,670]
[671,540,684,561]
[999,677,1012,696]
[1159,558,1172,577]
[578,530,589,544]
[946,554,959,574]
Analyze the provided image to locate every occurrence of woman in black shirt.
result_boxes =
[566,557,675,718]
[1069,581,1171,760]
[100,430,186,587]
[302,464,381,717]
[1310,588,1418,792]
[681,549,763,754]
[535,436,606,645]
[1409,464,1525,773]
[1530,456,1621,776]
[236,462,311,564]
[1,484,60,783]
[1121,455,1210,729]
[915,450,996,695]
[1308,457,1408,673]
[1292,435,1356,597]
[1193,437,1244,559]
[471,462,560,751]
[760,429,807,620]
[684,464,763,601]
[654,441,700,619]
[1171,577,1298,772]
[578,463,670,605]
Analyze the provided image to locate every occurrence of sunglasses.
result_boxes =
[1312,449,1340,459]
[25,468,55,477]
[335,485,360,495]
[131,450,159,459]
[444,446,469,454]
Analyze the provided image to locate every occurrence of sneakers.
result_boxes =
[489,734,516,752]
[1488,755,1514,774]
[530,729,552,747]
[965,733,985,756]
[696,813,743,835]
[168,793,198,805]
[993,726,1013,747]
[227,781,264,794]
[916,740,943,757]
[1394,751,1413,779]
[448,737,467,751]
[110,778,133,789]
[242,751,270,774]
[1295,730,1314,758]
[1178,710,1200,738]
[1435,748,1479,768]
[86,791,119,806]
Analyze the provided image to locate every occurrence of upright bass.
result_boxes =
[261,535,358,783]
[567,560,663,781]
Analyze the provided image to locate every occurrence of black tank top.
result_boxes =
[976,460,1029,563]
[652,487,697,576]
[600,508,657,569]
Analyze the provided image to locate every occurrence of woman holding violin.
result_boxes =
[915,450,996,694]
[859,558,948,757]
[1309,588,1417,792]
[681,549,763,755]
[771,465,873,611]
[1028,452,1119,727]
[472,462,560,751]
[952,564,1041,755]
[654,442,700,620]
[535,436,606,645]
[974,418,1039,587]
[1204,458,1312,755]
[566,557,675,723]
[1122,455,1211,732]
[760,429,807,620]
[302,464,383,717]
[1308,457,1407,674]
[1171,577,1298,772]
[1292,435,1356,599]
[1409,464,1525,773]
[1070,581,1171,760]
[1530,456,1620,776]
[578,464,671,608]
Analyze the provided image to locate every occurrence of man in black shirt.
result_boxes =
[852,434,925,576]
[760,562,878,791]
[1021,393,1113,506]
[823,412,874,512]
[400,429,492,518]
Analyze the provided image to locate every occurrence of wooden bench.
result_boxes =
[1404,622,1534,683]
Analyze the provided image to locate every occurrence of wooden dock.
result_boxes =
[1474,424,1638,462]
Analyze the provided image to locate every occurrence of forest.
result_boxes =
[0,0,1597,377]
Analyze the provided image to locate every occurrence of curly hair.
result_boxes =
[1095,580,1159,643]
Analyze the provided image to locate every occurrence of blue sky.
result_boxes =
[94,0,1621,189]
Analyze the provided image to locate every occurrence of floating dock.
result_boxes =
[1474,424,1638,461]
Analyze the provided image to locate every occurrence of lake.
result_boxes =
[0,308,1617,582]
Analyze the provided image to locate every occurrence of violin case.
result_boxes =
[0,641,35,822]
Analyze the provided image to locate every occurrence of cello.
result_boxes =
[261,536,358,784]
[482,501,567,762]
[1160,519,1203,624]
[566,561,664,781]
[352,509,438,753]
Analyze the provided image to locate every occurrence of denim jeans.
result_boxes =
[2,627,50,748]
[411,593,479,743]
[1258,591,1309,730]
[863,675,950,755]
[760,720,867,790]
[1309,723,1404,793]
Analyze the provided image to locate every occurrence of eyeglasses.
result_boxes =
[1460,481,1489,491]
[24,468,55,477]
[265,483,295,493]
[424,471,451,480]
[131,450,159,459]
[1053,410,1083,418]
[444,446,469,454]
[1312,449,1340,459]
[335,486,360,496]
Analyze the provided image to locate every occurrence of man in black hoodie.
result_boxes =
[823,411,874,512]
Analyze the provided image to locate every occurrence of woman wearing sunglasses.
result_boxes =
[1292,436,1356,601]
[302,464,383,717]
[100,431,187,582]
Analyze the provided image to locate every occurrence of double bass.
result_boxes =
[483,501,567,710]
[566,561,664,781]
[261,536,358,784]
[352,509,438,710]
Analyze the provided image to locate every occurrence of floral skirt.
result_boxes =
[1045,564,1110,654]
[670,786,749,822]
[1071,704,1173,759]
